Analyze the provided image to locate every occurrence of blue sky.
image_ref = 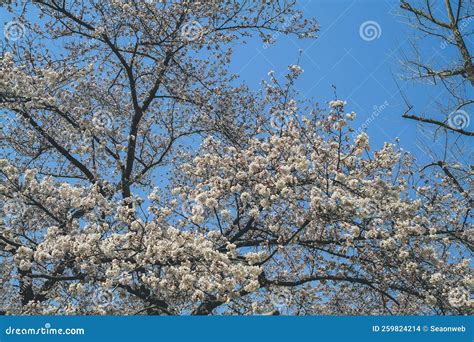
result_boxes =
[1,0,471,166]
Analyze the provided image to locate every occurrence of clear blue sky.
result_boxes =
[1,0,470,165]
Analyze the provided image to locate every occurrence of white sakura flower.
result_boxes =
[346,111,356,120]
[348,179,358,187]
[398,250,409,259]
[355,132,369,149]
[448,287,469,308]
[18,260,32,271]
[205,198,218,209]
[249,208,259,218]
[328,100,347,109]
[220,210,231,220]
[192,204,204,216]
[240,192,251,204]
[288,64,304,76]
[429,273,443,284]
[275,179,286,190]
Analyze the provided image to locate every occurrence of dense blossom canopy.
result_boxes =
[0,0,472,315]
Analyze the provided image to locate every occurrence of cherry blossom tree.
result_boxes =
[0,0,472,315]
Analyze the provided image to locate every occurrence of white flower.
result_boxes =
[19,260,32,271]
[380,237,396,250]
[220,210,231,220]
[348,179,358,187]
[249,208,260,218]
[240,192,251,204]
[245,252,265,265]
[398,250,409,259]
[448,287,469,308]
[329,100,346,109]
[355,132,369,149]
[429,273,443,284]
[346,111,356,120]
[205,198,218,209]
[192,204,204,215]
[269,224,279,233]
[288,64,304,77]
[275,179,286,190]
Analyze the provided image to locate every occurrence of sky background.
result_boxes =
[1,0,472,166]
